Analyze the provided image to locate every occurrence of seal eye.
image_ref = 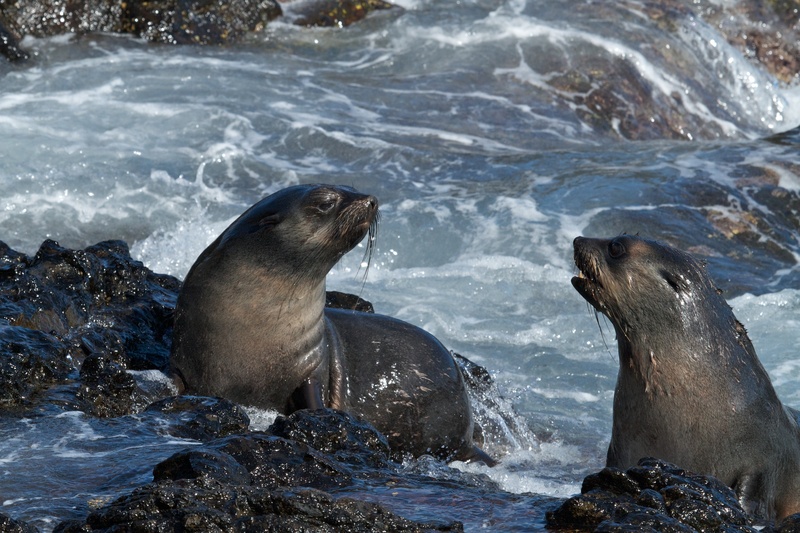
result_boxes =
[314,196,338,215]
[608,240,626,259]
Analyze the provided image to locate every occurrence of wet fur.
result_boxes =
[572,234,800,521]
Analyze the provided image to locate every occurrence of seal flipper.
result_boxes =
[289,377,325,411]
[460,445,497,467]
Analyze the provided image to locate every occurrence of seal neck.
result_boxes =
[197,254,330,355]
[614,309,777,403]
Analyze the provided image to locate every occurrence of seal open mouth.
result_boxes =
[571,237,605,312]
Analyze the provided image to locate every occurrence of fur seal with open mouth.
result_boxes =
[171,184,493,464]
[571,234,800,521]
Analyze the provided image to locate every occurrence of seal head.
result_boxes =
[572,234,800,520]
[172,184,376,413]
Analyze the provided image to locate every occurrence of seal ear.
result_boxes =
[660,269,688,293]
[258,213,282,229]
[234,212,282,238]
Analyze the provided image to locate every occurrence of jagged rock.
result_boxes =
[270,408,392,468]
[75,353,140,418]
[55,481,462,532]
[0,325,77,408]
[281,0,394,27]
[325,290,375,313]
[144,395,251,441]
[770,513,800,532]
[0,512,38,533]
[546,458,756,532]
[158,432,355,491]
[0,240,179,410]
[0,17,25,61]
[55,409,463,532]
[0,0,282,47]
[120,0,283,44]
[0,0,397,61]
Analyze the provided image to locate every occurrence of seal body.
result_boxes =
[571,234,800,520]
[171,184,490,463]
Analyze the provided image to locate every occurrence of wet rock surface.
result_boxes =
[324,290,375,313]
[54,483,462,532]
[0,0,396,61]
[269,408,392,468]
[54,409,465,532]
[280,0,395,27]
[0,239,178,409]
[144,395,251,441]
[545,457,800,532]
[0,0,282,51]
[0,512,38,533]
[75,353,142,418]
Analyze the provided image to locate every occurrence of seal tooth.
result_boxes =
[581,253,601,287]
[575,249,598,285]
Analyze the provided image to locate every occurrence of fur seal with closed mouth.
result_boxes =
[571,234,800,521]
[171,184,493,465]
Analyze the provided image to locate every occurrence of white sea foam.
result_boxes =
[455,442,588,497]
[243,406,281,431]
[731,290,800,407]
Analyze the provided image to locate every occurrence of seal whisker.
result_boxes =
[592,308,610,351]
[357,213,379,287]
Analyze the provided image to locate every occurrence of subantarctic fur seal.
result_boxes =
[571,234,800,520]
[171,184,493,464]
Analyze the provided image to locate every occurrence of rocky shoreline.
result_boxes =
[1,0,797,142]
[0,239,799,531]
[0,0,396,62]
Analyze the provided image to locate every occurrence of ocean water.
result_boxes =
[1,0,799,530]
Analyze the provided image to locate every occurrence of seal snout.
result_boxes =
[344,193,379,230]
[571,236,605,309]
[572,237,602,285]
[362,195,379,221]
[333,190,380,254]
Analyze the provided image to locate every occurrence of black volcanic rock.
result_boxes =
[546,458,755,532]
[0,240,179,410]
[55,409,464,532]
